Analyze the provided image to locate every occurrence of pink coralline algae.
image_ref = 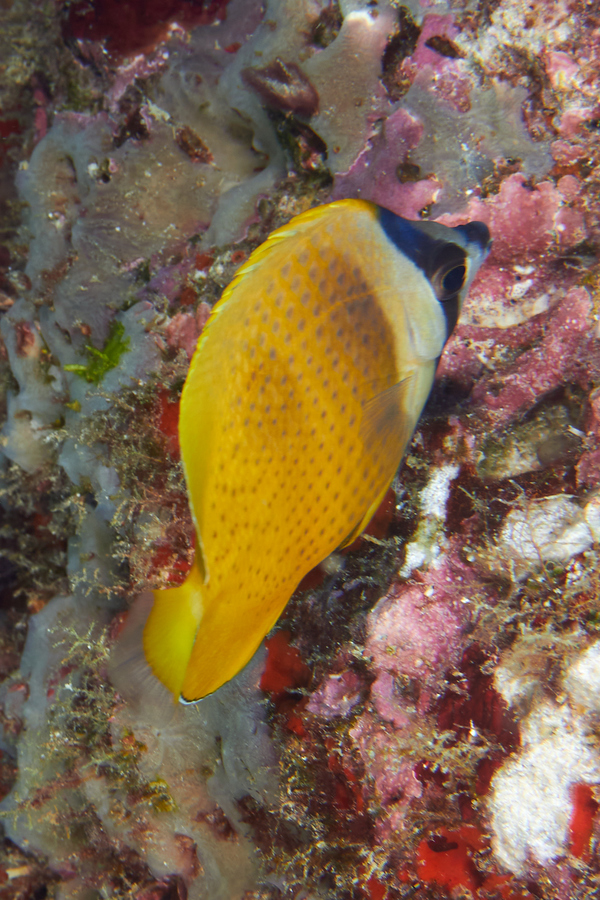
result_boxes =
[164,302,211,361]
[471,286,595,426]
[481,173,582,259]
[332,106,442,218]
[437,171,598,437]
[305,668,363,720]
[1,0,600,898]
[365,582,467,721]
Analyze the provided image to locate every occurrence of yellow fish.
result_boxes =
[144,199,490,702]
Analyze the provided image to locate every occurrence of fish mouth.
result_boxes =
[454,220,492,256]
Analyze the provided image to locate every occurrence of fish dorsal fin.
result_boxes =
[338,378,416,549]
[216,199,376,311]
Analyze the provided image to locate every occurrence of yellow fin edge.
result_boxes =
[143,558,204,699]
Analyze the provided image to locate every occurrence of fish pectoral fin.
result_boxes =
[359,377,415,453]
[337,478,394,550]
[336,379,417,550]
[195,535,209,584]
[338,517,368,550]
[143,557,205,700]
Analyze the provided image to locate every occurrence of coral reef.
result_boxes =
[1,0,600,897]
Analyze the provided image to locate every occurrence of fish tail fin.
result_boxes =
[142,558,204,700]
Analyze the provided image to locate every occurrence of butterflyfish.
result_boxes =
[143,199,491,702]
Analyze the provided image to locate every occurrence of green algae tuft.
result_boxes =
[64,320,131,385]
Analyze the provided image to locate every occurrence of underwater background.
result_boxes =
[1,0,600,897]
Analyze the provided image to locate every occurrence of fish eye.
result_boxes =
[429,243,468,303]
[442,264,466,295]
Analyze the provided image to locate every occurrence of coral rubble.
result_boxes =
[1,0,600,897]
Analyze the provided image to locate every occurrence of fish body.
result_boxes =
[143,199,490,702]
